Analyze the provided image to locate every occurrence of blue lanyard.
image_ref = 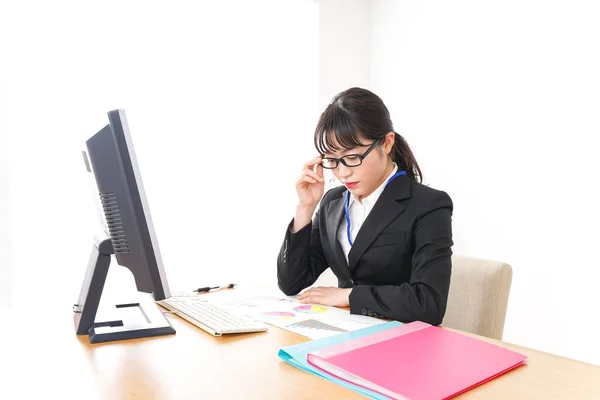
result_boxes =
[344,170,407,246]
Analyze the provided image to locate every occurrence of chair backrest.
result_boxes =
[442,255,513,340]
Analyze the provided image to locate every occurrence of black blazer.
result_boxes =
[276,175,453,326]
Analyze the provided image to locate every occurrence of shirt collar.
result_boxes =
[348,163,398,208]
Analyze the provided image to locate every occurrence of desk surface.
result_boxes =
[2,297,600,400]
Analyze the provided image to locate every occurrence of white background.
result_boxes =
[0,79,9,309]
[1,0,599,368]
[0,0,318,308]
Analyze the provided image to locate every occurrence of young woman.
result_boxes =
[276,87,453,326]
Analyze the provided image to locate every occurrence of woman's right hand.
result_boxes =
[295,156,325,209]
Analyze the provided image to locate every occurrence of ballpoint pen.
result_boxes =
[193,283,236,293]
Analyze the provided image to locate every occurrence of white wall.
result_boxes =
[318,0,372,111]
[0,80,10,309]
[369,0,600,365]
[1,0,319,308]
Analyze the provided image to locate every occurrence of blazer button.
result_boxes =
[373,312,379,318]
[367,310,373,317]
[361,308,367,315]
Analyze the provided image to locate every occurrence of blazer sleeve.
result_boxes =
[277,203,330,296]
[349,191,453,326]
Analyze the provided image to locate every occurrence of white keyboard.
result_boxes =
[158,297,268,337]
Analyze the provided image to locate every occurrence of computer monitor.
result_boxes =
[73,109,175,343]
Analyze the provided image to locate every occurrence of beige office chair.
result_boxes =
[441,255,513,340]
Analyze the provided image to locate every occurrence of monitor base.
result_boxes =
[88,295,175,344]
[73,238,176,343]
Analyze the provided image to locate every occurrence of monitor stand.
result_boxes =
[73,238,176,344]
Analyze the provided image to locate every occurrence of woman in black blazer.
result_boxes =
[276,87,453,326]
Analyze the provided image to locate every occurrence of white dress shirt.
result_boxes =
[338,163,398,263]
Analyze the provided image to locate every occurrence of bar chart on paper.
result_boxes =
[286,319,347,339]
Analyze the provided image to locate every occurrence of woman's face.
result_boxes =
[324,132,395,201]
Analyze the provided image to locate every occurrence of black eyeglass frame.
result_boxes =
[320,140,381,169]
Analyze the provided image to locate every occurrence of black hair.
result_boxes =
[314,87,422,182]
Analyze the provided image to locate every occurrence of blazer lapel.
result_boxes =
[348,176,411,270]
[326,196,349,269]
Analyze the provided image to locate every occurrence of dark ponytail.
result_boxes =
[392,132,422,183]
[314,87,423,183]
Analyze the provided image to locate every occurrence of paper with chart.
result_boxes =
[218,294,385,339]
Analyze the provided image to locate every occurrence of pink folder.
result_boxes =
[307,321,526,400]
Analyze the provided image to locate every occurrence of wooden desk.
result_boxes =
[2,302,600,399]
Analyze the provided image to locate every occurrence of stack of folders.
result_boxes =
[278,321,527,400]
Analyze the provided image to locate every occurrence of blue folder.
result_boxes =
[277,321,402,399]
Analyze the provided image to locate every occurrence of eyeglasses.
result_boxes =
[320,140,380,169]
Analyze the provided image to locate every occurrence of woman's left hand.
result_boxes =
[297,287,352,307]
